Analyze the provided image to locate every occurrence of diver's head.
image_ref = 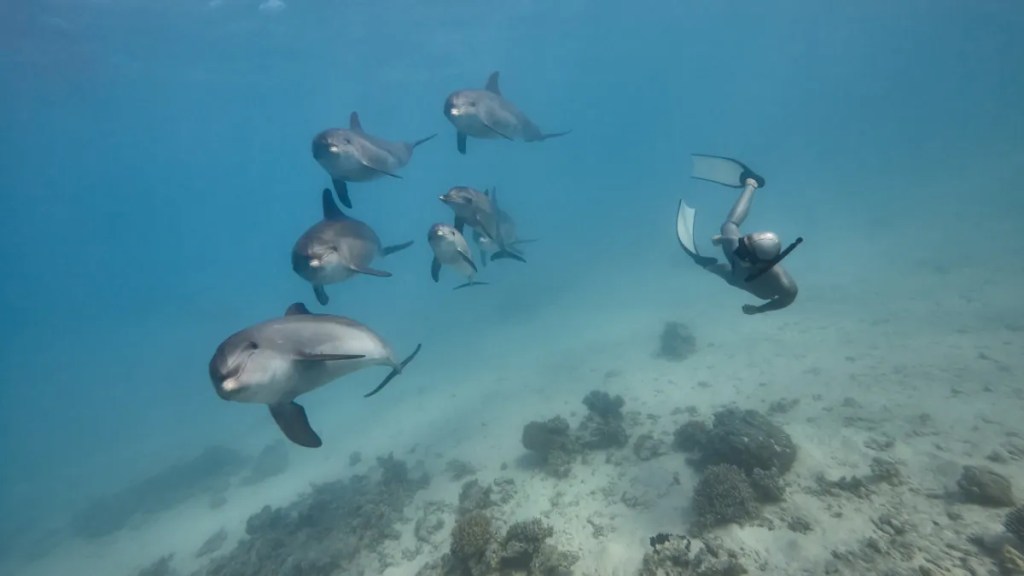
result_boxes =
[734,231,781,267]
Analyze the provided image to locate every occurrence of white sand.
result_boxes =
[8,250,1023,576]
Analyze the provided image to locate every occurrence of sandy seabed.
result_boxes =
[8,253,1024,576]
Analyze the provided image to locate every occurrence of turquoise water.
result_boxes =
[2,0,1023,571]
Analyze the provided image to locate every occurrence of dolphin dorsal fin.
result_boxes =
[349,111,363,131]
[321,188,346,220]
[485,71,501,95]
[285,303,312,316]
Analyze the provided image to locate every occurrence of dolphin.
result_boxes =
[312,111,436,209]
[438,186,526,263]
[292,189,413,306]
[427,223,486,290]
[443,71,570,155]
[209,302,423,448]
[469,203,536,267]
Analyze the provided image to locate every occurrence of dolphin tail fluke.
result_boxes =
[454,280,488,290]
[332,179,353,208]
[457,132,467,155]
[412,133,437,149]
[269,402,323,448]
[491,250,527,264]
[364,343,423,398]
[382,240,413,256]
[314,285,329,305]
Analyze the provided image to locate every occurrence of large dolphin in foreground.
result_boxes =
[292,188,414,306]
[443,71,570,155]
[209,303,422,448]
[312,112,436,209]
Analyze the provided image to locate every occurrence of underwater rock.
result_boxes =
[673,420,709,453]
[238,441,288,486]
[193,454,430,576]
[638,533,747,576]
[655,321,697,362]
[136,553,177,576]
[195,528,227,558]
[421,515,578,576]
[958,465,1015,507]
[522,416,579,478]
[699,408,797,475]
[446,459,478,481]
[633,433,668,461]
[692,464,760,532]
[582,390,625,420]
[71,445,249,539]
[458,479,499,516]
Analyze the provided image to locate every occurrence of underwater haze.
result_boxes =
[2,1,1024,575]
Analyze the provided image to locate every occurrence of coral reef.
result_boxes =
[71,445,249,539]
[137,554,177,576]
[673,420,709,453]
[195,528,227,558]
[691,464,760,532]
[192,453,429,576]
[446,459,478,481]
[1006,506,1024,542]
[575,391,629,451]
[638,533,748,576]
[633,433,668,461]
[521,416,579,478]
[697,408,797,475]
[748,468,785,503]
[655,321,697,362]
[958,465,1015,507]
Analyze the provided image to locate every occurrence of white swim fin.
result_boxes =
[691,154,765,188]
[675,199,719,268]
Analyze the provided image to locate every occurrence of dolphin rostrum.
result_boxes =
[209,303,423,448]
[443,71,570,155]
[312,111,436,208]
[292,188,413,306]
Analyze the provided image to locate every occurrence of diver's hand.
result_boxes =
[711,234,723,246]
[742,304,760,315]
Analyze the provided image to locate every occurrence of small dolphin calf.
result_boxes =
[439,186,527,263]
[443,71,569,155]
[427,223,486,289]
[470,204,535,267]
[209,303,422,448]
[312,111,436,208]
[292,189,413,306]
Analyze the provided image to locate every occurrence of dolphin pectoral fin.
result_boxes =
[321,188,346,220]
[430,257,441,282]
[332,179,353,209]
[457,250,478,273]
[412,133,437,148]
[314,285,329,306]
[381,240,413,256]
[478,248,488,268]
[349,265,391,277]
[491,250,527,264]
[537,130,571,141]
[454,281,488,290]
[457,132,467,155]
[294,351,366,361]
[269,402,322,448]
[285,302,312,316]
[481,121,513,141]
[363,343,423,398]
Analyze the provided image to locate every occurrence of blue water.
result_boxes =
[2,0,1023,570]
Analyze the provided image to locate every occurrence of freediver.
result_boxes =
[675,154,802,315]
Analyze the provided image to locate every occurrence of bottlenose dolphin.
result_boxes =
[470,205,536,267]
[312,111,436,208]
[209,303,422,448]
[292,188,413,305]
[443,71,569,155]
[438,186,526,263]
[427,223,486,289]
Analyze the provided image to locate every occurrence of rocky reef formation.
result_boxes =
[575,390,629,451]
[691,464,760,533]
[639,533,748,576]
[655,321,697,361]
[522,416,579,478]
[958,465,1016,507]
[191,453,429,576]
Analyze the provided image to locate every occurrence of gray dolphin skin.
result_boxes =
[438,186,527,263]
[292,188,414,306]
[312,111,436,209]
[427,223,486,290]
[443,71,570,155]
[470,206,536,267]
[209,302,423,448]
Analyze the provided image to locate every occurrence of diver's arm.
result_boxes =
[722,179,759,233]
[742,283,798,315]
